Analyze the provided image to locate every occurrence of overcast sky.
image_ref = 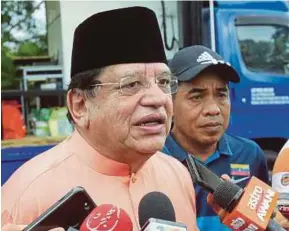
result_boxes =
[11,0,46,42]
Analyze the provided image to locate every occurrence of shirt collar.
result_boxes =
[164,133,232,162]
[217,134,233,156]
[66,129,131,176]
[164,134,188,162]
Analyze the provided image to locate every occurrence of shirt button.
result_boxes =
[131,173,137,183]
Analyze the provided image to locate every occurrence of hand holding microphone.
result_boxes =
[209,175,281,231]
[186,155,285,231]
[206,174,231,219]
[207,175,288,230]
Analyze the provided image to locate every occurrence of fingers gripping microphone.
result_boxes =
[214,177,282,231]
[138,191,187,231]
[186,155,285,231]
[79,204,133,231]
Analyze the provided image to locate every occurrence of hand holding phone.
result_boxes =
[24,186,96,231]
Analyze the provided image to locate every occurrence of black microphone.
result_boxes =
[213,180,285,231]
[186,155,285,231]
[138,191,187,230]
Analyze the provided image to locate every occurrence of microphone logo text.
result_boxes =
[230,217,245,229]
[85,205,120,231]
[247,186,276,222]
[230,218,258,231]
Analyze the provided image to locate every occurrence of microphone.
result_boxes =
[138,191,187,231]
[79,204,133,231]
[186,155,285,231]
[214,177,284,231]
[272,174,289,220]
[277,199,289,220]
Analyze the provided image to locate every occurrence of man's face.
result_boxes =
[172,71,231,146]
[85,63,173,155]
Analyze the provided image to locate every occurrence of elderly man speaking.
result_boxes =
[1,7,198,231]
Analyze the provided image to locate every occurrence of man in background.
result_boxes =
[163,45,269,231]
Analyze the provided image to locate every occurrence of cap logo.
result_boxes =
[196,51,231,66]
[281,173,289,186]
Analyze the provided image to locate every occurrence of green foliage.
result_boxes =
[239,25,289,74]
[17,40,46,56]
[1,46,17,89]
[1,0,47,89]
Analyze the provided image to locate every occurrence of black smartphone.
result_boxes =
[24,186,96,231]
[185,155,223,193]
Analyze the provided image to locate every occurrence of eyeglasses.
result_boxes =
[88,73,178,96]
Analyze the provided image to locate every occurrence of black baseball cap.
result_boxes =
[169,45,240,83]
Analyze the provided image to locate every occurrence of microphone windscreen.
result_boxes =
[80,204,133,231]
[213,180,243,211]
[138,191,176,227]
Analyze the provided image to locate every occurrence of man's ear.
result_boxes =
[67,89,89,128]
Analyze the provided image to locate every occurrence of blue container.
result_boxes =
[1,145,55,185]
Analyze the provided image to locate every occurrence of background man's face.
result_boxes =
[86,63,173,156]
[172,71,231,146]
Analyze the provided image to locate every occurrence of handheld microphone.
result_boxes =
[214,177,283,231]
[277,199,289,220]
[272,143,289,220]
[186,155,285,231]
[272,172,289,220]
[138,191,187,231]
[79,204,133,231]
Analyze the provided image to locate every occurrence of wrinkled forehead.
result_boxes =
[181,72,229,90]
[99,63,171,82]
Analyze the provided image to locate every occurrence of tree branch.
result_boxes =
[8,1,44,34]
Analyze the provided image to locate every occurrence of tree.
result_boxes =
[270,26,289,73]
[1,46,17,89]
[17,38,47,57]
[1,0,47,89]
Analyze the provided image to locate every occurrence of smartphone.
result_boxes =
[185,155,223,193]
[24,186,96,231]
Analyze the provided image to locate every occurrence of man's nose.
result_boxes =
[139,83,168,108]
[202,98,221,116]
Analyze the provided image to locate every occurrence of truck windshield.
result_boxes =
[236,24,289,76]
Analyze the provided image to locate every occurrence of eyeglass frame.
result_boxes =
[87,73,179,96]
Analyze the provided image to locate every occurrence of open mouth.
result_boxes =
[135,114,166,127]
